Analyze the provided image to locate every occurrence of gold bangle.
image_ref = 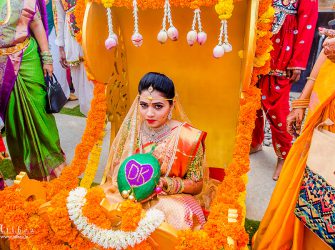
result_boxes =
[306,76,316,81]
[292,105,308,109]
[292,98,310,109]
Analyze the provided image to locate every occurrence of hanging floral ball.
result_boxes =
[131,33,143,47]
[215,0,234,20]
[187,30,197,46]
[213,45,225,58]
[197,31,207,45]
[223,42,233,52]
[167,26,179,41]
[105,34,118,50]
[157,30,168,44]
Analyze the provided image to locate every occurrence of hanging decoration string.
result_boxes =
[213,0,234,58]
[157,0,178,44]
[131,0,143,47]
[103,0,118,49]
[187,8,207,46]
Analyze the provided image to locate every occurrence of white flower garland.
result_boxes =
[66,187,165,250]
[187,8,207,46]
[131,0,143,47]
[157,0,178,43]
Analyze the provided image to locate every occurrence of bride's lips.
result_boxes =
[146,119,156,124]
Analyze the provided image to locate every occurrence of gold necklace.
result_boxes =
[141,123,171,144]
[0,0,11,26]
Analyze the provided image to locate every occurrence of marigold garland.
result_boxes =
[176,0,273,249]
[44,81,107,200]
[215,0,234,20]
[80,124,106,189]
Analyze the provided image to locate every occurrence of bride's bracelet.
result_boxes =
[162,177,184,194]
[291,98,310,109]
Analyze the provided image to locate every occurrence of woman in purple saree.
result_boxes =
[0,0,65,180]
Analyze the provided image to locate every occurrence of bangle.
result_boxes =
[306,76,316,81]
[162,177,173,194]
[291,99,310,109]
[178,178,184,194]
[40,51,52,56]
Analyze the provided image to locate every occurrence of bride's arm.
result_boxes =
[160,144,204,195]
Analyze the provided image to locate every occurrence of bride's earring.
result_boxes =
[168,110,172,120]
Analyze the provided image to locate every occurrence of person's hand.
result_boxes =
[319,27,335,37]
[287,69,302,83]
[323,37,335,63]
[59,46,68,69]
[140,178,165,204]
[43,64,53,77]
[286,108,305,137]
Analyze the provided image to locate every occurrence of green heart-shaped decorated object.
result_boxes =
[117,153,161,201]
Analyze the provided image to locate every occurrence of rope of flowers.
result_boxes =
[176,0,274,249]
[66,187,164,249]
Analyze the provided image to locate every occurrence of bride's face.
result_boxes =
[139,89,172,128]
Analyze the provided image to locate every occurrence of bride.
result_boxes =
[101,72,209,230]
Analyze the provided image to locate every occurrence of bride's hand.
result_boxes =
[287,108,305,137]
[140,178,165,204]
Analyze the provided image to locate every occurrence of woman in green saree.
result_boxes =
[0,0,65,180]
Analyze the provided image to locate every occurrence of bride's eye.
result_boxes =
[155,104,163,110]
[140,103,148,108]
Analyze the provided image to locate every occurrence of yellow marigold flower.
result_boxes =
[102,0,115,8]
[215,0,234,20]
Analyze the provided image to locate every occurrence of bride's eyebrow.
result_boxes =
[151,101,164,105]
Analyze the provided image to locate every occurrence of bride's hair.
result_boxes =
[138,72,175,104]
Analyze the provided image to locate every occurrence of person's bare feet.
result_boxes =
[250,144,263,154]
[273,158,285,181]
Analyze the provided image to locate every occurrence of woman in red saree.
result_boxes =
[101,72,208,230]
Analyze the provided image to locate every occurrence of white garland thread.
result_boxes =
[106,8,113,37]
[166,0,173,27]
[132,0,139,34]
[218,20,225,45]
[191,9,204,33]
[191,9,197,31]
[196,9,202,32]
[66,187,165,250]
[223,19,228,44]
[162,0,173,30]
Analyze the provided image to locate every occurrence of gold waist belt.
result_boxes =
[0,38,30,56]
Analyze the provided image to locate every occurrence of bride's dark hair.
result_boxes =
[138,72,175,104]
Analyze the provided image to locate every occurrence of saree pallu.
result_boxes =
[5,38,65,180]
[253,59,335,250]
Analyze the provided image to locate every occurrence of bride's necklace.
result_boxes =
[0,0,11,26]
[140,122,171,144]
